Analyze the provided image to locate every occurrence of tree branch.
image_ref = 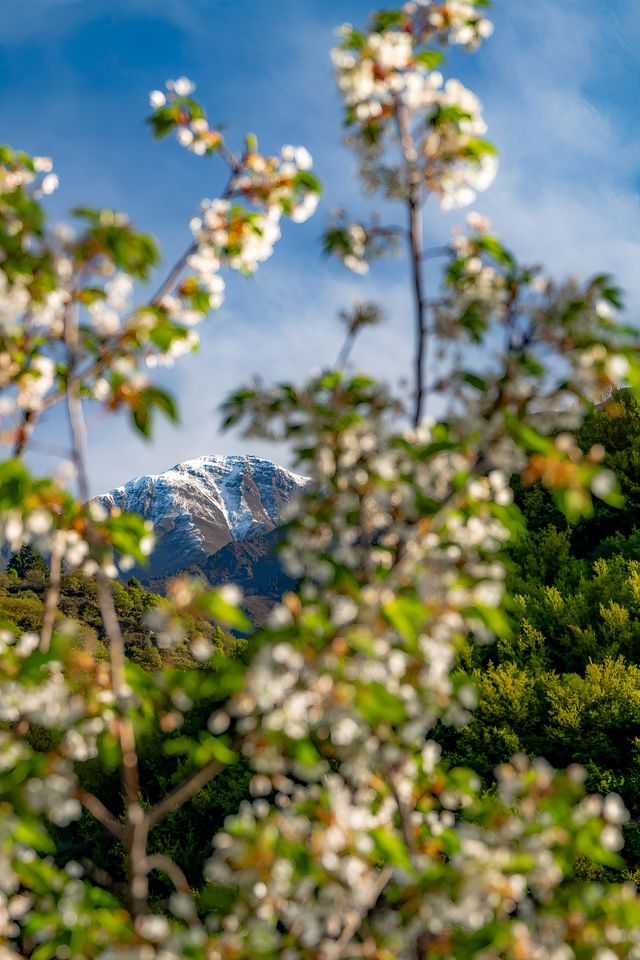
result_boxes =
[143,854,192,896]
[80,859,126,895]
[94,569,149,919]
[396,101,428,428]
[321,865,393,960]
[147,758,225,829]
[150,243,197,306]
[40,532,63,653]
[336,330,357,369]
[77,788,124,840]
[421,244,452,262]
[388,769,417,859]
[13,409,38,458]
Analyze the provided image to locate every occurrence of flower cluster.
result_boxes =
[148,80,320,223]
[182,148,320,302]
[408,0,494,50]
[148,78,224,156]
[188,200,282,280]
[221,377,512,797]
[332,26,442,119]
[424,79,498,209]
[206,747,635,958]
[147,81,320,319]
[232,143,320,224]
[332,23,497,208]
[0,148,58,197]
[324,213,404,275]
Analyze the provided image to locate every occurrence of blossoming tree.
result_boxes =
[1,2,640,959]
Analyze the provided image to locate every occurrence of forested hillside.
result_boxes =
[439,389,640,882]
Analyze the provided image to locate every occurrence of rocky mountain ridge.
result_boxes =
[98,455,308,617]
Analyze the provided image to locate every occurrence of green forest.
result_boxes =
[4,390,640,901]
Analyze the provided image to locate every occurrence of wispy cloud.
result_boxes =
[473,0,640,304]
[0,0,211,44]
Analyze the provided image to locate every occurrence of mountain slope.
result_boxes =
[98,455,308,604]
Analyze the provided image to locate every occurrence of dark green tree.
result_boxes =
[7,544,48,580]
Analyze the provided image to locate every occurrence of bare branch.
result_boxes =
[218,141,242,174]
[421,245,452,262]
[40,533,63,653]
[336,330,357,369]
[321,865,393,960]
[150,243,197,306]
[13,409,38,458]
[388,769,416,859]
[77,788,124,840]
[95,572,127,698]
[80,859,125,895]
[336,302,385,369]
[143,854,192,895]
[396,101,428,427]
[147,758,226,829]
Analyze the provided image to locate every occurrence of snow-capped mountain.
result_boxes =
[98,456,308,612]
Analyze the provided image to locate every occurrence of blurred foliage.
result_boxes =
[0,555,249,900]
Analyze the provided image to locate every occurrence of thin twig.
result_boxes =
[421,245,452,261]
[219,141,242,174]
[40,533,63,653]
[12,409,38,458]
[396,102,428,427]
[336,330,357,369]
[388,769,417,859]
[150,243,197,305]
[322,865,394,960]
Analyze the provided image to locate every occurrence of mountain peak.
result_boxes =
[98,454,308,587]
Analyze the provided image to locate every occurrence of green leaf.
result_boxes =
[461,372,489,393]
[371,827,412,871]
[12,819,55,854]
[414,50,445,70]
[382,594,427,645]
[355,682,406,727]
[477,235,514,266]
[131,387,178,438]
[196,591,250,632]
[294,171,322,194]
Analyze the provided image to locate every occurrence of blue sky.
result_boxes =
[1,0,639,492]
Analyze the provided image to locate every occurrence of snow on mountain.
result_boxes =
[98,455,309,586]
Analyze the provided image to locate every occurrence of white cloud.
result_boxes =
[470,0,640,305]
[0,0,209,43]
